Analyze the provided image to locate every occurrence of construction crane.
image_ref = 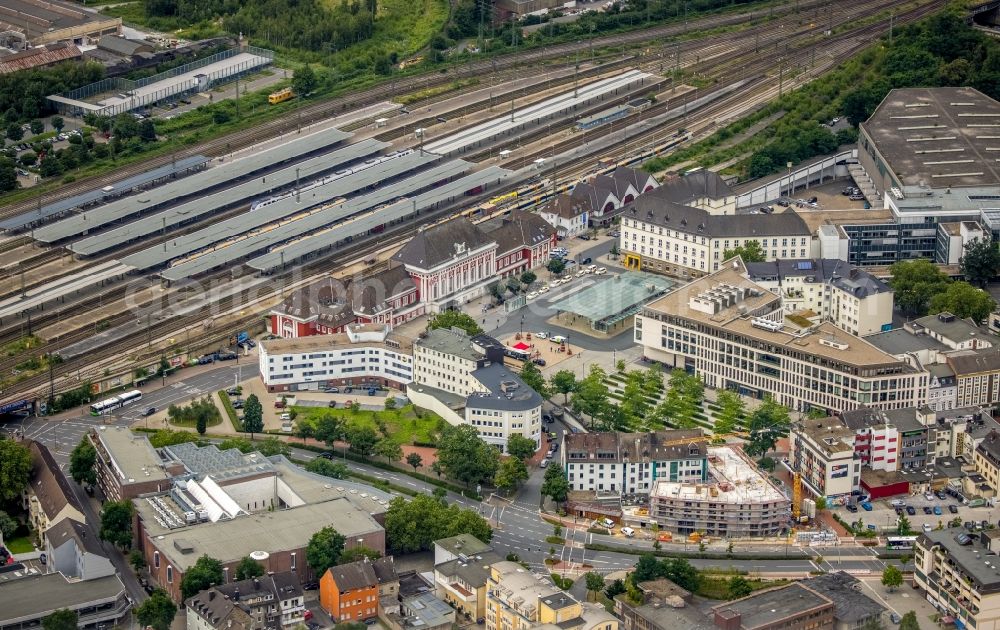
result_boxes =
[654,431,749,448]
[792,472,802,520]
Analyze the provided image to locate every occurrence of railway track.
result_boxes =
[0,0,939,403]
[0,0,885,222]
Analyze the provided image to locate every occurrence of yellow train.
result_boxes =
[268,88,294,105]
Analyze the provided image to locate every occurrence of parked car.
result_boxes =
[933,506,942,516]
[890,614,901,625]
[540,459,549,468]
[280,413,291,421]
[226,387,241,396]
[542,414,552,424]
[860,501,873,511]
[925,492,936,501]
[274,400,287,409]
[890,499,906,507]
[535,331,548,340]
[846,504,859,513]
[551,335,568,344]
[949,505,960,514]
[621,527,635,537]
[923,506,933,515]
[848,194,865,201]
[923,523,933,532]
[906,506,916,515]
[578,234,591,240]
[232,399,244,409]
[324,386,340,393]
[582,257,592,265]
[595,267,607,275]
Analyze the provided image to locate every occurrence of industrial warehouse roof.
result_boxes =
[159,160,475,280]
[248,165,512,272]
[0,0,118,41]
[119,149,437,270]
[0,155,208,231]
[553,271,675,323]
[33,126,350,243]
[72,138,386,257]
[862,87,1000,188]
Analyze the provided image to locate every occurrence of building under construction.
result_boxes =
[648,446,791,537]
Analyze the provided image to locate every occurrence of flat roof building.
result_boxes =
[0,0,120,47]
[712,583,834,630]
[914,527,1000,630]
[89,426,183,501]
[0,572,130,629]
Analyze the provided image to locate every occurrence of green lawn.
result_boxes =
[696,576,789,600]
[5,537,35,554]
[168,416,223,429]
[295,404,443,445]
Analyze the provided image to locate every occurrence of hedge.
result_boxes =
[218,390,243,432]
[583,542,810,561]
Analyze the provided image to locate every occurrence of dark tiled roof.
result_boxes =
[467,363,542,411]
[610,166,655,193]
[28,440,84,524]
[372,556,398,585]
[45,518,104,556]
[564,430,705,462]
[393,218,494,269]
[352,265,416,316]
[948,351,1000,377]
[658,170,733,204]
[272,265,415,322]
[801,572,886,624]
[539,195,589,220]
[625,191,810,238]
[745,259,891,298]
[865,329,950,356]
[910,313,987,345]
[481,210,554,255]
[97,35,154,56]
[326,560,379,593]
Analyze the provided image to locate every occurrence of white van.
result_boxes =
[540,459,549,468]
[550,335,568,344]
[621,527,635,538]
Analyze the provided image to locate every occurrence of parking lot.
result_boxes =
[836,490,998,534]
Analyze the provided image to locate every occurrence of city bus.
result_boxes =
[89,390,142,415]
[118,390,143,407]
[886,536,918,551]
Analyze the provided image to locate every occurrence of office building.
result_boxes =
[789,419,858,501]
[914,528,1000,630]
[561,430,707,495]
[620,188,812,278]
[648,446,790,537]
[711,583,834,630]
[89,426,184,501]
[409,327,542,453]
[485,561,618,630]
[258,324,413,392]
[634,258,927,414]
[0,572,130,630]
[744,259,893,337]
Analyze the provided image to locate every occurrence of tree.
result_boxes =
[42,609,79,630]
[744,397,790,458]
[0,164,16,193]
[489,281,505,302]
[129,549,146,572]
[373,437,403,463]
[620,370,649,426]
[384,396,397,411]
[584,572,605,601]
[139,118,157,142]
[722,240,765,263]
[292,65,317,96]
[348,426,380,458]
[633,553,662,582]
[99,500,134,549]
[406,452,423,472]
[234,555,265,581]
[960,238,1000,287]
[662,557,700,592]
[243,394,264,439]
[306,526,346,576]
[506,277,522,294]
[506,434,537,462]
[69,437,97,488]
[196,410,208,435]
[6,123,22,141]
[384,494,491,554]
[494,457,528,494]
[897,514,912,535]
[540,460,569,505]
[427,310,483,336]
[29,119,43,135]
[51,116,63,133]
[0,510,17,540]
[547,258,566,275]
[654,369,703,429]
[314,414,344,447]
[572,365,610,424]
[0,438,31,501]
[928,281,996,324]
[713,390,745,437]
[436,424,499,487]
[550,370,577,405]
[135,589,176,630]
[605,579,626,599]
[727,575,753,600]
[889,259,950,317]
[181,555,225,599]
[881,564,903,592]
[339,546,382,563]
[899,611,920,630]
[520,361,548,396]
[520,271,537,286]
[305,457,349,479]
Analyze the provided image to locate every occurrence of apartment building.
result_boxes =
[789,419,858,501]
[948,352,1000,409]
[485,561,618,630]
[914,528,1000,630]
[24,441,85,538]
[560,430,708,495]
[258,324,413,392]
[620,190,812,278]
[409,328,542,453]
[634,259,927,414]
[974,431,1000,498]
[433,535,502,622]
[320,560,385,623]
[648,446,790,537]
[744,259,893,337]
[186,573,306,630]
[656,169,736,216]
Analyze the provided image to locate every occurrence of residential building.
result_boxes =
[648,446,790,537]
[258,324,413,392]
[948,351,1000,409]
[744,259,893,337]
[372,557,400,615]
[711,583,834,630]
[974,431,1000,498]
[789,419,858,501]
[131,441,390,603]
[914,528,1000,630]
[23,440,85,538]
[620,189,812,278]
[89,426,183,501]
[560,430,707,495]
[409,327,542,453]
[186,573,306,630]
[269,265,421,338]
[385,573,456,630]
[0,573,130,630]
[840,407,931,472]
[634,258,927,414]
[613,578,712,630]
[538,195,591,239]
[320,559,381,622]
[43,518,115,581]
[433,535,502,622]
[485,561,619,630]
[655,169,736,215]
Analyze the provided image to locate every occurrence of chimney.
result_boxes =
[210,591,216,601]
[233,587,240,601]
[714,609,742,630]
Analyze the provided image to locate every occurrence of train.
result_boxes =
[268,88,295,105]
[249,150,414,211]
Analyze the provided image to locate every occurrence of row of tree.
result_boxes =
[889,254,997,324]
